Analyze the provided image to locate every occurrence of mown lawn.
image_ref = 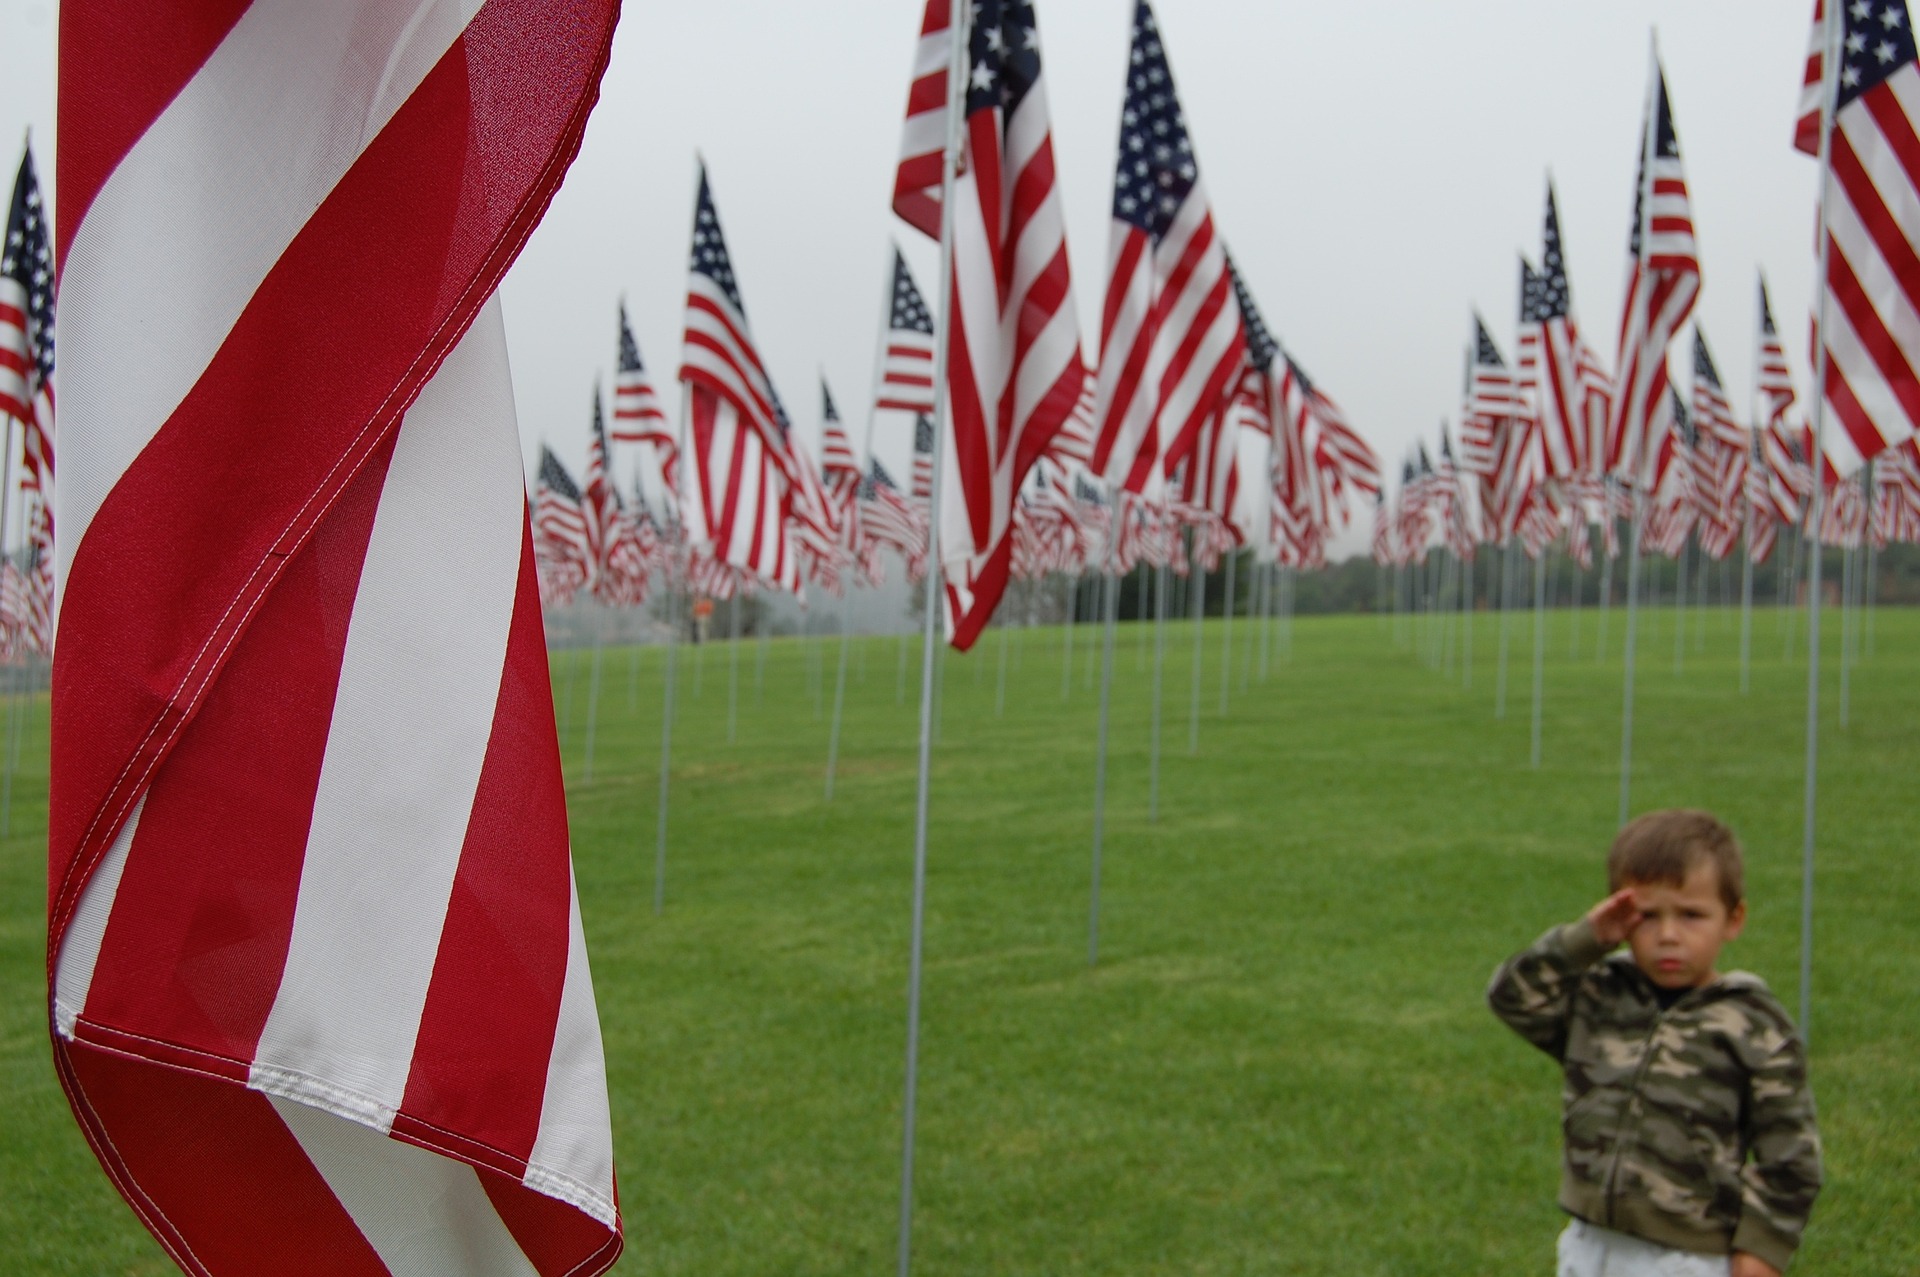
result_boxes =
[3,600,1915,1274]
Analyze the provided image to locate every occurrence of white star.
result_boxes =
[1885,5,1906,27]
[985,26,1004,54]
[1878,38,1898,61]
[1851,0,1871,18]
[1848,30,1868,52]
[1844,62,1864,86]
[971,61,996,91]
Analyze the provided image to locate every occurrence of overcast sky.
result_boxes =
[2,1,1817,556]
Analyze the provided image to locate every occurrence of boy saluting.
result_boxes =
[1488,810,1823,1276]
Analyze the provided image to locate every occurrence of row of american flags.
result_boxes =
[16,1,1920,1274]
[1370,9,1920,585]
[531,0,1920,654]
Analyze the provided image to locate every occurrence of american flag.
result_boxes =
[1689,329,1749,556]
[894,0,1084,649]
[1758,275,1813,524]
[1227,253,1279,438]
[1794,0,1920,474]
[1606,61,1702,484]
[874,246,937,416]
[1436,428,1477,559]
[679,167,798,595]
[1089,0,1246,499]
[584,388,653,606]
[611,301,675,497]
[1525,184,1587,479]
[861,459,930,581]
[912,411,935,501]
[681,165,793,478]
[1,143,54,494]
[535,443,594,602]
[892,0,955,240]
[1045,369,1099,468]
[48,6,622,1273]
[1461,313,1522,479]
[1644,388,1700,556]
[820,379,865,527]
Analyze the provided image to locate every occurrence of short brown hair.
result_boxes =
[1608,809,1744,910]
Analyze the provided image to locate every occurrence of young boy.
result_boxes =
[1487,810,1823,1276]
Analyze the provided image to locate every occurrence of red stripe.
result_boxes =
[54,0,250,268]
[397,519,570,1174]
[906,71,945,116]
[77,434,393,1066]
[946,272,994,549]
[1099,228,1147,356]
[1832,123,1920,325]
[481,1172,623,1277]
[59,1040,390,1277]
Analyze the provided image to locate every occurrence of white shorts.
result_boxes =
[1556,1219,1731,1277]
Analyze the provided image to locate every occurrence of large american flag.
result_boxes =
[1794,0,1920,474]
[1525,184,1587,479]
[611,301,675,498]
[1606,62,1701,485]
[48,5,621,1273]
[1,143,54,494]
[679,167,798,594]
[893,0,1084,649]
[1089,0,1246,499]
[874,246,937,416]
[535,443,594,588]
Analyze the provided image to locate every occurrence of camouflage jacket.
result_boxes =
[1487,919,1822,1271]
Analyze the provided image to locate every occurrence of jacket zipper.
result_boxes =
[1599,997,1668,1229]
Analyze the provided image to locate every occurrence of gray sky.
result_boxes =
[3,1,1817,557]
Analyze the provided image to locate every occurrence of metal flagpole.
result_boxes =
[628,639,642,712]
[1599,524,1615,662]
[655,383,692,915]
[1061,571,1076,699]
[1218,548,1236,714]
[1496,540,1513,718]
[1567,550,1581,659]
[1674,533,1688,674]
[1797,0,1843,1039]
[1089,540,1119,965]
[1258,559,1274,681]
[1136,559,1150,672]
[582,605,606,782]
[996,610,1008,716]
[1462,547,1475,689]
[756,614,768,702]
[558,631,578,745]
[899,6,965,1265]
[0,418,16,835]
[1241,550,1259,693]
[1740,470,1755,694]
[1838,534,1854,730]
[1530,545,1547,768]
[825,588,854,800]
[1619,493,1646,826]
[1620,37,1663,826]
[729,590,741,742]
[1187,532,1206,754]
[1149,554,1169,820]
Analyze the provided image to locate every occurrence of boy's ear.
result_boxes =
[1725,899,1747,940]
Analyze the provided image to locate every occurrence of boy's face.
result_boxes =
[1622,863,1746,989]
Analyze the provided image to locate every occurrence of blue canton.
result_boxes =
[1839,0,1917,109]
[1112,0,1198,241]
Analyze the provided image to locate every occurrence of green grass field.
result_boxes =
[4,601,1917,1274]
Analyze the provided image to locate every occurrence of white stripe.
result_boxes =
[271,1096,538,1277]
[525,864,617,1226]
[55,0,482,627]
[251,299,521,1127]
[52,794,146,1037]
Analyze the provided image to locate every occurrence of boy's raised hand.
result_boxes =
[1585,888,1640,947]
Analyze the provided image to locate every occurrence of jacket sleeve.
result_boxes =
[1731,1025,1823,1271]
[1485,918,1611,1061]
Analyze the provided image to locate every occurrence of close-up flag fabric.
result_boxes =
[48,4,623,1275]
